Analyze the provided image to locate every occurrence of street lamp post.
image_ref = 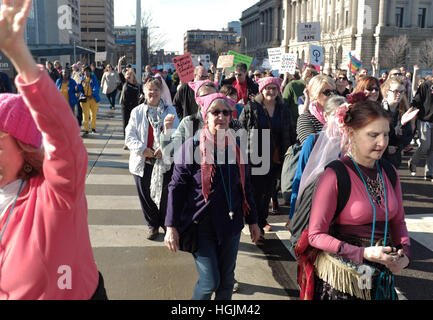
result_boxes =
[136,0,142,83]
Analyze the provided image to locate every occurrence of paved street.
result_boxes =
[84,96,433,300]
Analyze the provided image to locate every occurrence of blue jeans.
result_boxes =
[192,217,241,300]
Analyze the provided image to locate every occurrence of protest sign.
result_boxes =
[280,53,298,74]
[261,58,271,70]
[309,44,323,66]
[227,50,253,70]
[217,55,235,69]
[297,22,321,42]
[95,51,107,62]
[191,54,211,70]
[172,53,195,83]
[267,47,284,70]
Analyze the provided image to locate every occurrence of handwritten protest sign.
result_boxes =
[297,22,321,42]
[227,50,253,70]
[261,58,271,70]
[267,47,284,70]
[172,53,195,83]
[280,53,298,74]
[217,55,235,69]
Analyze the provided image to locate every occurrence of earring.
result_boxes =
[23,163,33,174]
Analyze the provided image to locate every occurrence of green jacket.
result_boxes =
[282,79,305,127]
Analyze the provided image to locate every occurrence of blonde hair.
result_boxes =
[308,74,336,100]
[381,77,409,118]
[126,69,139,86]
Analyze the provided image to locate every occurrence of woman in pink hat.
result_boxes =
[164,93,260,300]
[239,77,297,243]
[0,0,105,299]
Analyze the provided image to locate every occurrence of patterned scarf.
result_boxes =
[309,100,326,125]
[199,125,250,216]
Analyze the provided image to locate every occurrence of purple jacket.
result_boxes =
[165,137,258,243]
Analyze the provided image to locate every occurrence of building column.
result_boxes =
[330,0,336,31]
[339,0,345,30]
[291,1,297,40]
[302,0,307,23]
[323,0,328,32]
[283,0,290,48]
[351,0,358,32]
[378,0,387,27]
[411,0,420,27]
[315,0,320,22]
[296,0,302,41]
[388,0,396,26]
[274,2,281,46]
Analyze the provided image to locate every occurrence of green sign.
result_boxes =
[227,50,253,70]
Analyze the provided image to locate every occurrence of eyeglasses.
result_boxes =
[321,89,336,96]
[254,73,261,77]
[390,73,402,77]
[337,77,348,81]
[389,89,405,95]
[366,86,380,92]
[210,109,231,117]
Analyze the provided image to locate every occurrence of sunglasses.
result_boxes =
[337,76,348,81]
[321,89,336,96]
[389,89,405,95]
[390,73,402,77]
[366,86,380,92]
[210,109,231,117]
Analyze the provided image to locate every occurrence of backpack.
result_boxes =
[291,158,397,300]
[288,158,397,256]
[281,134,320,205]
[281,143,302,204]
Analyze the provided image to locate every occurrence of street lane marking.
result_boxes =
[87,195,141,210]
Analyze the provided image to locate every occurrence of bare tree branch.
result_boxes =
[418,39,433,69]
[382,35,409,69]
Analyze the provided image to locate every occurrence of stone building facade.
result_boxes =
[241,0,433,72]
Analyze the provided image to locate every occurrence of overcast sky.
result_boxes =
[114,0,258,53]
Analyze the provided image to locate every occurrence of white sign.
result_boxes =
[191,54,211,70]
[309,45,323,66]
[95,51,107,62]
[280,53,298,74]
[297,22,321,42]
[267,47,284,70]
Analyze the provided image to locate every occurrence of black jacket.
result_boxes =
[412,80,433,123]
[239,99,296,165]
[173,83,198,121]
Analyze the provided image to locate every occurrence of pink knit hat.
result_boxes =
[0,94,42,148]
[258,77,283,92]
[188,80,217,98]
[196,93,236,121]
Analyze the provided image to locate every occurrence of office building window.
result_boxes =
[418,8,426,28]
[395,7,404,27]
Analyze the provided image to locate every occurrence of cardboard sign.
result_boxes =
[172,53,195,83]
[95,51,107,62]
[267,47,285,70]
[280,53,298,74]
[191,54,211,70]
[309,45,323,66]
[297,22,321,42]
[217,55,235,69]
[227,50,253,70]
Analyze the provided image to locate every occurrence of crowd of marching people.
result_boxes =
[1,0,432,301]
[41,51,432,301]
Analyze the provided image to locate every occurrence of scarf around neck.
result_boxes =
[309,100,326,125]
[199,125,250,216]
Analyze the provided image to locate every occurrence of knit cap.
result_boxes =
[0,94,42,148]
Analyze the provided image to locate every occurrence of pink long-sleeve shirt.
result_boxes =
[0,67,98,299]
[308,158,410,264]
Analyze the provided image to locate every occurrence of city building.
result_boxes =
[227,21,242,36]
[150,50,179,69]
[114,25,148,68]
[25,0,87,67]
[241,0,433,72]
[80,0,115,65]
[184,29,241,64]
[240,0,283,59]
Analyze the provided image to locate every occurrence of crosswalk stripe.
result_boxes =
[86,174,134,185]
[87,195,141,210]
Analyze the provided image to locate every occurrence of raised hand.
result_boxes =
[0,0,32,53]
